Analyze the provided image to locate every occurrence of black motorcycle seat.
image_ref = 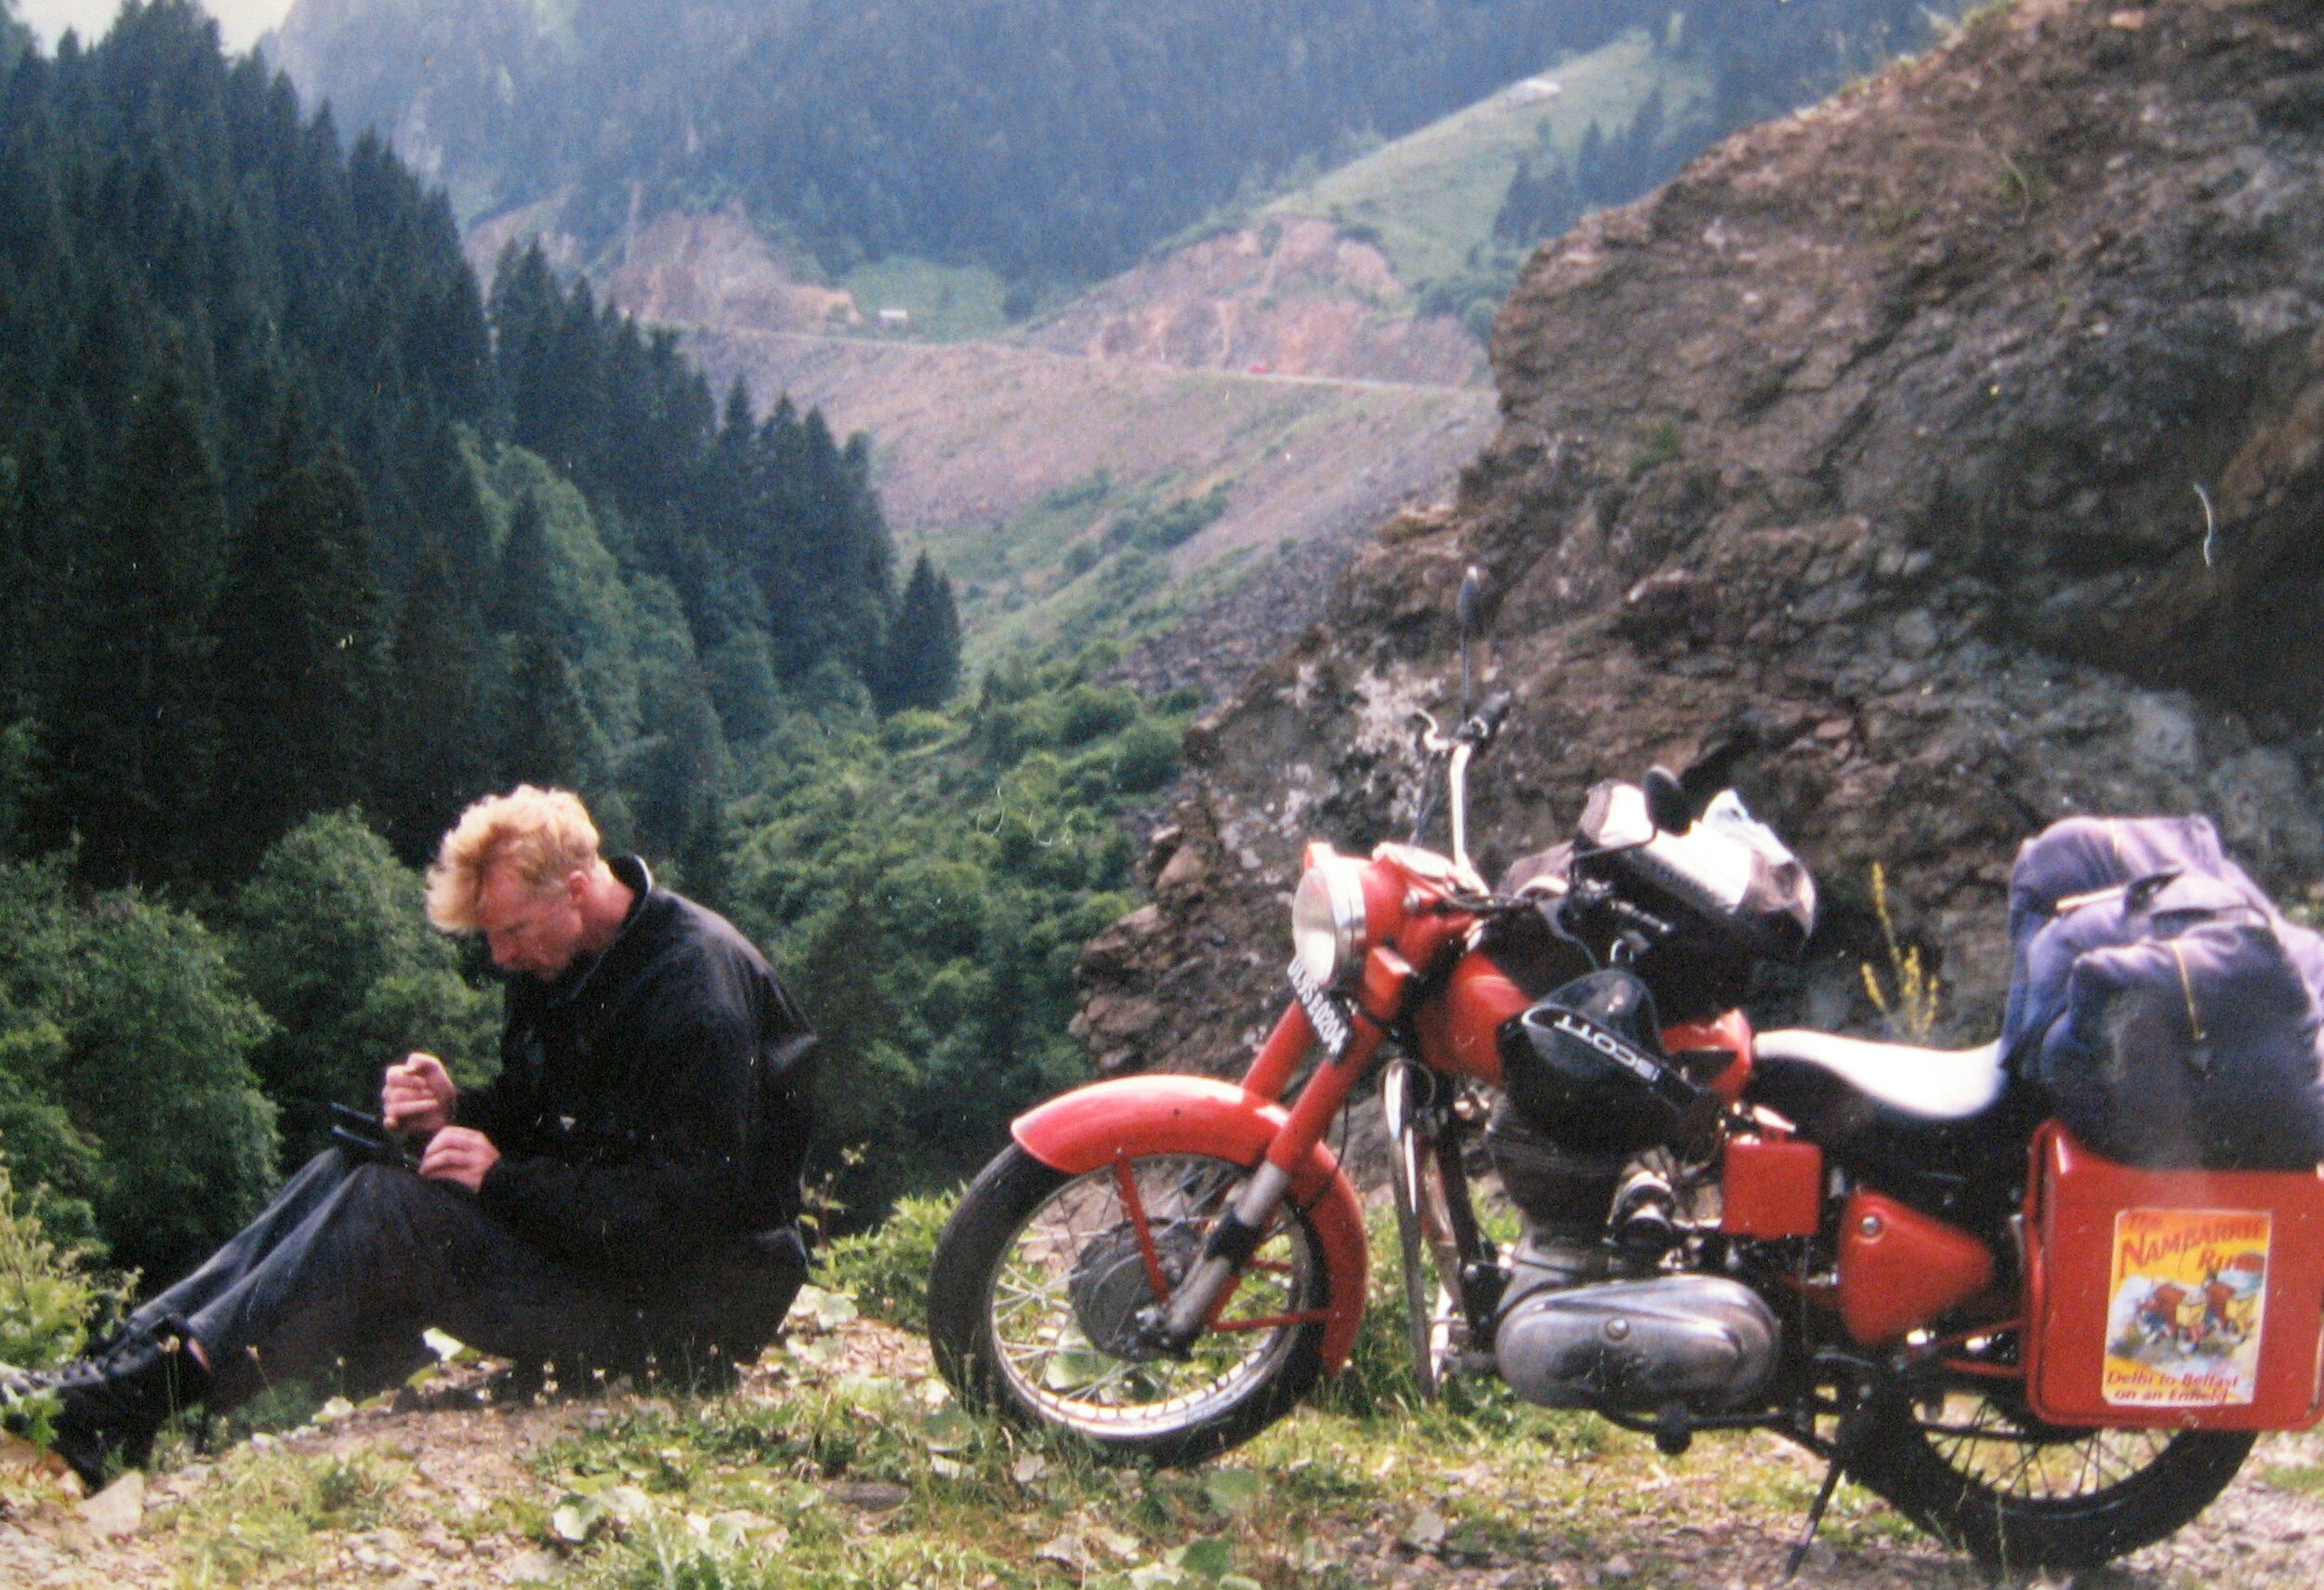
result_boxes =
[1751,1031,2004,1121]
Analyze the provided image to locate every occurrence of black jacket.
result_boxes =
[456,857,815,1275]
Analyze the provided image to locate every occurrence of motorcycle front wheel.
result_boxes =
[928,1146,1331,1464]
[1845,1386,2254,1571]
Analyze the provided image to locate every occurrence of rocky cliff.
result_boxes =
[1076,0,2324,1076]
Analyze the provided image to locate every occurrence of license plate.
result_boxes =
[1285,959,1353,1058]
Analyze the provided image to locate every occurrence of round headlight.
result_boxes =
[1291,858,1368,992]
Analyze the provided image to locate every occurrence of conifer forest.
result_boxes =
[0,1,1181,1289]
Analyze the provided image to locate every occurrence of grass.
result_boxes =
[933,373,1459,675]
[518,1361,1916,1590]
[20,1257,2305,1588]
[1989,150,2053,216]
[150,1445,414,1583]
[1630,417,1683,480]
[20,1194,2304,1586]
[938,471,1131,622]
[1860,861,1944,1041]
[2265,1460,2324,1496]
[1261,32,1710,307]
[844,256,1014,341]
[946,469,1263,674]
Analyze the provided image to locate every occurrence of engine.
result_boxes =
[1484,1001,1781,1415]
[1494,1233,1779,1412]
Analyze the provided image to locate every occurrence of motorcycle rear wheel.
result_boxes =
[928,1146,1330,1464]
[1845,1387,2254,1571]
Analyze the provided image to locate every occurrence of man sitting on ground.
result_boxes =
[7,787,816,1487]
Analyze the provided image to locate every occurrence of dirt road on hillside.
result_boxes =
[679,326,1499,570]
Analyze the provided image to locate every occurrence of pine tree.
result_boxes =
[45,360,228,886]
[490,489,556,634]
[376,537,497,862]
[486,487,606,793]
[208,431,385,881]
[0,451,38,722]
[500,632,596,792]
[877,553,962,713]
[1494,148,1581,249]
[0,0,31,75]
[1575,120,1612,207]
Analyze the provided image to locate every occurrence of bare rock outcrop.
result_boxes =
[1080,0,2324,1075]
[1026,218,1486,387]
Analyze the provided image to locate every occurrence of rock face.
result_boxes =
[463,203,865,335]
[1080,0,2324,1077]
[1024,218,1486,387]
[599,209,863,334]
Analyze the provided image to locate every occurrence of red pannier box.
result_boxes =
[2024,1122,2324,1430]
[1721,1133,1822,1239]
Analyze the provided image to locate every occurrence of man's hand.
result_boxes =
[418,1127,500,1193]
[382,1052,457,1133]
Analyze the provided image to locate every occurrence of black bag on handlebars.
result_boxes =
[1498,969,1719,1156]
[1493,782,1816,1023]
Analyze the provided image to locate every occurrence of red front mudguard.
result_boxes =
[1011,1075,1370,1371]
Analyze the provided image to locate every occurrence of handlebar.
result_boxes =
[1415,690,1516,757]
[1410,691,1517,876]
[1463,691,1513,749]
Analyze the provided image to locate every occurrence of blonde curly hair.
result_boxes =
[424,786,601,932]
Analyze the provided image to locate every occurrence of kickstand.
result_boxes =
[1784,1454,1846,1579]
[1785,1392,1878,1580]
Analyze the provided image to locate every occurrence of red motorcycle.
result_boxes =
[928,578,2324,1572]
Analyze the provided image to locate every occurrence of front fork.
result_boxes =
[1149,1001,1388,1348]
[1385,1059,1443,1394]
[1386,1058,1502,1392]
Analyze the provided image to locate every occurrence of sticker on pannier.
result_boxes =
[2102,1207,2269,1408]
[2024,1122,2324,1431]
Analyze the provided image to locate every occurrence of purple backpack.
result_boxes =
[2000,815,2324,1170]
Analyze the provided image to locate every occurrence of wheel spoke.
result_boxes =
[1909,1390,2214,1504]
[1838,1352,2260,1571]
[979,1153,1324,1438]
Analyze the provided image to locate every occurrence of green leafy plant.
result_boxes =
[0,1163,122,1372]
[162,1445,410,1581]
[822,1190,958,1327]
[1109,486,1232,555]
[0,858,279,1283]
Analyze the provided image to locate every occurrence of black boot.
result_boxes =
[1,1318,209,1489]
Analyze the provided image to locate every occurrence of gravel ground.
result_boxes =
[6,1320,2322,1589]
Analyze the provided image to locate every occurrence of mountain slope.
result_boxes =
[1020,217,1488,386]
[270,0,1666,287]
[1076,0,2324,1077]
[517,29,1719,683]
[1017,31,1701,380]
[1261,28,1703,318]
[271,0,1965,297]
[328,6,1976,712]
[679,328,1498,675]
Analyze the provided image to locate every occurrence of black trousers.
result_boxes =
[126,1149,807,1410]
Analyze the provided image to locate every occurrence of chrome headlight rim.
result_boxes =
[1291,857,1369,992]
